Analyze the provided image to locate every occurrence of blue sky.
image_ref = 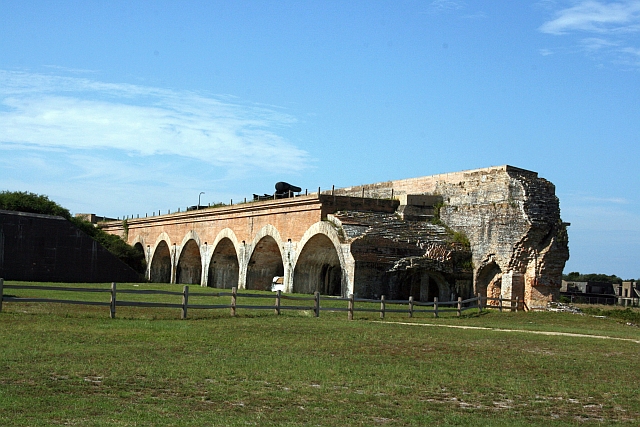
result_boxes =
[0,1,638,279]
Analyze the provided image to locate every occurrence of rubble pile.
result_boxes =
[546,301,582,314]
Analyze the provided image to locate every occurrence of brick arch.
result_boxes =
[207,228,241,289]
[176,231,203,285]
[292,222,347,296]
[423,271,452,302]
[149,233,172,283]
[178,230,203,250]
[131,235,146,264]
[131,234,145,247]
[245,225,285,291]
[210,228,241,254]
[476,261,502,306]
[153,232,173,249]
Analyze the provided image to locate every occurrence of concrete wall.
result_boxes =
[0,210,141,283]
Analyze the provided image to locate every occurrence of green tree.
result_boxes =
[0,191,71,218]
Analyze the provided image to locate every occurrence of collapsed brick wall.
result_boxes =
[333,166,569,308]
[328,211,473,301]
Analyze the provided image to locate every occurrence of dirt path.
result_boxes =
[381,321,640,344]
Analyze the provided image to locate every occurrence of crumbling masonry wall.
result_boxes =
[334,165,569,308]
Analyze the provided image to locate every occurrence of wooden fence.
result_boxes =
[561,292,640,307]
[0,278,526,320]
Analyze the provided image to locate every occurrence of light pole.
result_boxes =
[198,192,205,209]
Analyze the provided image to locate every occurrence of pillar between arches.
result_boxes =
[340,243,355,297]
[501,270,524,301]
[170,244,178,284]
[200,242,210,287]
[283,240,296,293]
[238,242,249,290]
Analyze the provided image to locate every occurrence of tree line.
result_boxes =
[562,271,631,284]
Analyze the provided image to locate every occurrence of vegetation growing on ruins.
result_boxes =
[0,283,639,426]
[0,191,145,274]
[430,200,445,226]
[452,230,470,249]
[76,219,145,274]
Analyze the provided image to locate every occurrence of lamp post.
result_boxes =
[198,192,205,209]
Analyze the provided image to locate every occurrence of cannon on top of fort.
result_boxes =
[254,182,302,201]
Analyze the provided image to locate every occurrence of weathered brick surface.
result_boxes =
[333,165,569,308]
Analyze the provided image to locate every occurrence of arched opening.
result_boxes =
[208,238,239,289]
[425,277,441,302]
[293,234,342,295]
[133,242,144,255]
[381,269,451,302]
[176,239,202,285]
[150,241,171,283]
[246,236,284,291]
[395,269,421,301]
[476,262,502,306]
[131,242,147,274]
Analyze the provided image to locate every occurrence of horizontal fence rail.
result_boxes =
[0,278,527,320]
[560,292,640,307]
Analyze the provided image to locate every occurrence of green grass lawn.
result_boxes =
[1,281,639,426]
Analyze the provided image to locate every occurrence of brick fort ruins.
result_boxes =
[99,165,570,309]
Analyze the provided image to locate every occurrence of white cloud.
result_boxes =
[539,1,640,35]
[538,1,640,67]
[580,36,620,50]
[560,192,639,233]
[621,45,640,53]
[0,70,309,171]
[427,0,467,13]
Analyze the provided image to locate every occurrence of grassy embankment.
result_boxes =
[1,281,639,426]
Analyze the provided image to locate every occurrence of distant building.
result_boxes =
[75,213,117,224]
[618,281,640,299]
[561,280,615,295]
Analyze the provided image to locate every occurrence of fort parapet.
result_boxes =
[99,165,569,308]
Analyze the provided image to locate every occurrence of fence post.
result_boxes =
[0,278,4,312]
[274,290,281,315]
[499,295,503,312]
[348,294,354,320]
[477,293,482,313]
[380,295,385,319]
[515,296,519,312]
[457,296,462,317]
[181,286,189,319]
[408,296,414,318]
[231,287,237,317]
[110,282,116,319]
[434,297,438,318]
[314,291,320,317]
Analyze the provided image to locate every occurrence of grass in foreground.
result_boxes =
[0,282,639,426]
